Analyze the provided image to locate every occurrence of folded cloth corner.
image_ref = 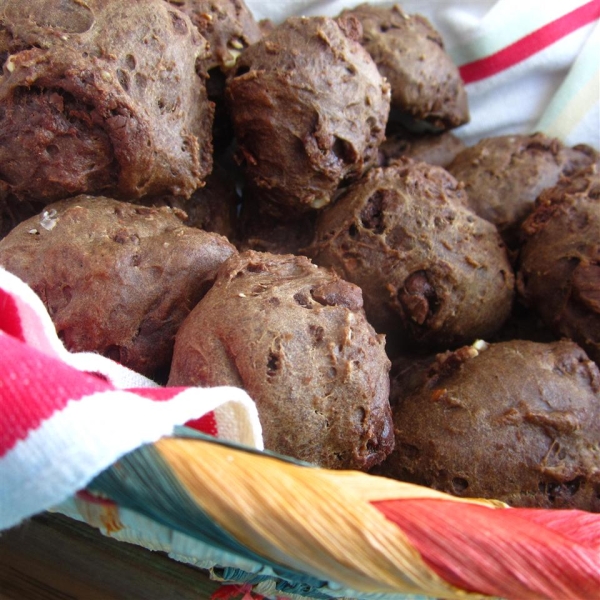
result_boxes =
[0,267,263,531]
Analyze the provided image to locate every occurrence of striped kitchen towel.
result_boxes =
[0,266,263,531]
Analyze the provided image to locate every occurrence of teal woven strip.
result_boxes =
[88,434,434,600]
[216,568,334,599]
[88,441,329,592]
[172,426,317,467]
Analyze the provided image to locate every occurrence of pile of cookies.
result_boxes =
[0,1,598,510]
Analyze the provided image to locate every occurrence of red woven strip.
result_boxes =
[0,289,24,341]
[211,584,266,600]
[459,0,600,84]
[0,334,112,456]
[514,508,600,550]
[374,498,600,600]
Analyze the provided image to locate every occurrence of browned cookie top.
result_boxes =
[226,16,390,217]
[168,250,394,470]
[338,3,469,129]
[377,339,600,512]
[0,195,236,380]
[447,133,597,247]
[307,159,514,353]
[518,161,600,364]
[167,0,262,72]
[0,0,213,204]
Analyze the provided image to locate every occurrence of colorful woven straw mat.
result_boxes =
[1,266,599,599]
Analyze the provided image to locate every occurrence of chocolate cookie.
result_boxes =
[307,160,514,353]
[0,0,213,204]
[447,133,597,247]
[0,196,236,379]
[338,3,469,130]
[168,250,394,470]
[226,16,390,217]
[376,339,600,512]
[517,162,600,364]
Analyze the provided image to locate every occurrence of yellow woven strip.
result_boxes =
[322,471,507,507]
[156,438,496,599]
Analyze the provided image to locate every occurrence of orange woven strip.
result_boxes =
[373,498,600,600]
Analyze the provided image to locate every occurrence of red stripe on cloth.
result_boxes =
[128,387,188,401]
[374,498,600,600]
[0,334,112,456]
[459,0,600,84]
[0,289,25,341]
[124,388,220,435]
[76,490,117,507]
[185,411,219,436]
